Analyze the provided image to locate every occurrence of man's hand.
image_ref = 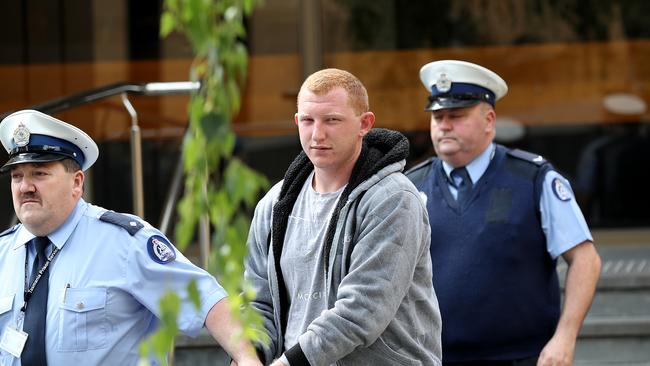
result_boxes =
[230,358,263,366]
[537,332,575,366]
[205,299,262,366]
[233,357,286,366]
[538,241,600,366]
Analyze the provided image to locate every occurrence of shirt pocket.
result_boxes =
[0,294,13,316]
[0,294,15,362]
[486,187,513,224]
[57,287,108,352]
[0,294,14,329]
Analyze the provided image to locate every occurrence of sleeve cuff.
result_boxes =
[285,343,310,366]
[187,287,228,337]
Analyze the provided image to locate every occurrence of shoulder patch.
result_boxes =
[551,177,573,201]
[507,149,546,166]
[0,225,19,238]
[99,211,144,236]
[147,235,176,264]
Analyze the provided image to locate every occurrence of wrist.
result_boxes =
[285,343,309,366]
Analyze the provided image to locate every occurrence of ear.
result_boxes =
[294,113,299,126]
[72,170,85,198]
[483,106,496,133]
[359,111,375,137]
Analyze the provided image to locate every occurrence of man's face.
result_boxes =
[295,87,374,174]
[430,103,495,167]
[10,161,83,236]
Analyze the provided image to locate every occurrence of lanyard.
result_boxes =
[21,244,60,313]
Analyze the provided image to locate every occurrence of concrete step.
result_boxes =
[558,244,650,291]
[568,244,650,364]
[174,338,229,366]
[575,337,650,365]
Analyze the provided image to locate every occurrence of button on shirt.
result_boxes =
[0,199,227,365]
[442,143,593,258]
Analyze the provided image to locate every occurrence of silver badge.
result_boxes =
[436,73,452,93]
[153,238,174,262]
[552,177,572,201]
[12,123,30,147]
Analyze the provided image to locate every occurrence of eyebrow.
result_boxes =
[297,112,345,119]
[434,109,469,116]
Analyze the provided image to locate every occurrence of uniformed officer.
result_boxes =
[406,60,602,366]
[0,110,261,366]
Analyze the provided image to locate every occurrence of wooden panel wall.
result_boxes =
[1,40,649,140]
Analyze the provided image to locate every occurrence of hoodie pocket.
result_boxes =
[339,336,421,366]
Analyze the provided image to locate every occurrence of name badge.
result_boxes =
[0,326,28,358]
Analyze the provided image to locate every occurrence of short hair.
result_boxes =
[298,68,369,115]
[61,158,82,173]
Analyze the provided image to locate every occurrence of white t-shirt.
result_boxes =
[280,171,345,350]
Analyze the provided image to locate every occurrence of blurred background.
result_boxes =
[0,1,649,363]
[2,0,649,231]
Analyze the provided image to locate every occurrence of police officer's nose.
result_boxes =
[19,176,37,193]
[435,115,453,131]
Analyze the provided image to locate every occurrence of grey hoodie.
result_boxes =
[245,128,442,366]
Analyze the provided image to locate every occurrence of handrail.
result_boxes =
[121,93,146,218]
[0,81,200,119]
[3,81,199,235]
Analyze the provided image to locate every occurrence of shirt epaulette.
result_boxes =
[99,211,144,236]
[507,149,546,166]
[0,224,18,238]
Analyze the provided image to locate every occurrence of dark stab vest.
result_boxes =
[407,145,559,362]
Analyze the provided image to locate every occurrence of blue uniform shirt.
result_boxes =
[442,143,593,258]
[0,199,227,365]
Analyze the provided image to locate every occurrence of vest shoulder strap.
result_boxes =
[506,148,546,166]
[405,157,435,186]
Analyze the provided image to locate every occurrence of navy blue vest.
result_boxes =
[407,145,559,362]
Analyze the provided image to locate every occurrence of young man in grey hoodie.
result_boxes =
[243,68,442,366]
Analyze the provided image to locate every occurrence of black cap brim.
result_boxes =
[0,152,67,173]
[424,97,482,111]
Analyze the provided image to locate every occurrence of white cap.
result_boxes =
[419,60,508,111]
[0,109,99,172]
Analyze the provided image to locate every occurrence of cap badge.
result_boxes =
[12,123,30,147]
[436,73,452,93]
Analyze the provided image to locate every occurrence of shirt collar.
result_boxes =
[442,143,495,185]
[12,198,88,250]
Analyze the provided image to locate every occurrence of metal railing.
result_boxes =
[3,81,198,236]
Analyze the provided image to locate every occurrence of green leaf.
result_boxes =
[160,12,176,37]
[187,279,201,310]
[199,112,227,141]
[151,0,268,362]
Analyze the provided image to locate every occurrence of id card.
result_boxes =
[0,326,28,358]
